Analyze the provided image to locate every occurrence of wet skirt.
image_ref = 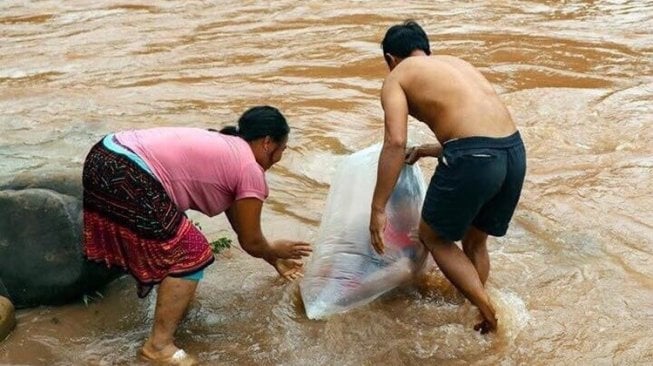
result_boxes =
[82,139,214,297]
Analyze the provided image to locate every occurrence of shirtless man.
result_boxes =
[369,20,526,334]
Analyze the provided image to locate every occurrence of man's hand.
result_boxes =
[272,258,305,281]
[271,240,312,259]
[406,144,442,164]
[369,208,387,255]
[405,146,422,165]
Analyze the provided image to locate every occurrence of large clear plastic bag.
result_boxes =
[300,144,428,319]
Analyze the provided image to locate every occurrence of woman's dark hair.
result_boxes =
[219,105,289,142]
[381,20,431,65]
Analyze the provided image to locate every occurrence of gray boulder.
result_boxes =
[0,171,121,308]
[2,169,84,199]
[0,295,15,341]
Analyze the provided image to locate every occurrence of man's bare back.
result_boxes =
[384,54,517,144]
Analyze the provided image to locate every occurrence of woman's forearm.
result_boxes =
[239,236,274,262]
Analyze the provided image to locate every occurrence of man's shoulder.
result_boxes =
[396,55,450,73]
[386,57,425,80]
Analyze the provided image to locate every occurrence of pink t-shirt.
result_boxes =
[115,127,268,216]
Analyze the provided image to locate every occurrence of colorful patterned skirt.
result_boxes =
[82,139,214,297]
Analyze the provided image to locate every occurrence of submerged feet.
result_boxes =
[473,303,498,335]
[474,317,497,334]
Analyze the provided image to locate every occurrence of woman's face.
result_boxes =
[268,136,288,166]
[257,135,288,170]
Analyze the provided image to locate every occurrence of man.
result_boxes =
[369,21,526,334]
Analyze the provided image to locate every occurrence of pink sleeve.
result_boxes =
[235,163,268,201]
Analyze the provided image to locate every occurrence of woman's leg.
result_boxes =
[142,276,198,358]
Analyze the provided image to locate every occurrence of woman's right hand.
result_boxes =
[271,240,312,259]
[272,258,305,281]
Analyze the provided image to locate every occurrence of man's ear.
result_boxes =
[384,53,399,69]
[384,53,393,67]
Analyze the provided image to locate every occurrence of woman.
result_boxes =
[82,106,312,365]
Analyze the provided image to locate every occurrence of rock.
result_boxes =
[0,296,15,341]
[0,169,82,199]
[0,176,121,309]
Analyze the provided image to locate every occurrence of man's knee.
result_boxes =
[462,226,488,247]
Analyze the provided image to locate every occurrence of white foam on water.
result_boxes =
[488,287,531,342]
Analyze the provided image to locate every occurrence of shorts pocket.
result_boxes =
[458,148,499,160]
[441,148,498,170]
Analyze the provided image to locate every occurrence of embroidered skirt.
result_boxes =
[82,140,214,297]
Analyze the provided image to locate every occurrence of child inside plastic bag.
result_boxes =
[300,144,427,319]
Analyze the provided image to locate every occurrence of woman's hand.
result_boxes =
[271,240,312,259]
[272,258,305,281]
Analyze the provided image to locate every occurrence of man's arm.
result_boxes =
[417,143,442,157]
[372,78,409,211]
[370,76,408,254]
[405,143,443,164]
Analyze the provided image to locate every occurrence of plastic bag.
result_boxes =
[300,144,428,319]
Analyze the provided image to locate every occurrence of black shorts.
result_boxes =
[422,131,526,241]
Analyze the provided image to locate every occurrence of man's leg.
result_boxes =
[461,226,490,285]
[141,276,198,359]
[419,220,497,333]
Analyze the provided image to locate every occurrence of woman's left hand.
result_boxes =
[272,258,305,281]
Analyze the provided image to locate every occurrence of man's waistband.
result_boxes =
[443,131,523,151]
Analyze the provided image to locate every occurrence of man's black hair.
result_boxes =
[381,20,431,65]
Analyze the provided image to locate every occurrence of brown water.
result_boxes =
[1,1,652,365]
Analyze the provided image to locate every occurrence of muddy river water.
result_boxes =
[1,1,652,365]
